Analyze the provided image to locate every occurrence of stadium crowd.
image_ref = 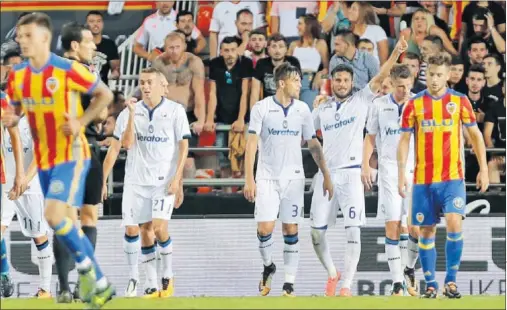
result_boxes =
[1,1,505,193]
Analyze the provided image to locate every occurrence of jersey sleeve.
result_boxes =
[209,5,221,33]
[67,61,100,95]
[135,19,150,47]
[113,109,128,140]
[400,100,415,132]
[460,95,477,127]
[312,107,321,132]
[357,83,377,107]
[5,70,20,106]
[174,104,192,141]
[248,102,264,135]
[365,102,380,135]
[302,105,317,141]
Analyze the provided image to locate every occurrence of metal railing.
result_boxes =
[108,1,198,97]
[103,124,507,198]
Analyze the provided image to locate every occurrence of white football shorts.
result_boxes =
[121,184,175,226]
[1,192,48,238]
[376,164,414,226]
[254,179,305,224]
[311,169,366,228]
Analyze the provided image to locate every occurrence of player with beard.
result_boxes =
[56,22,109,303]
[311,38,408,297]
[143,32,205,179]
[251,34,301,107]
[244,30,267,67]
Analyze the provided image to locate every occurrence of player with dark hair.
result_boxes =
[2,13,115,308]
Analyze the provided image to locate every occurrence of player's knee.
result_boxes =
[257,222,275,237]
[0,225,6,235]
[419,226,436,238]
[44,200,66,227]
[385,221,401,240]
[80,205,98,226]
[408,225,420,238]
[445,214,462,233]
[125,225,140,237]
[152,220,168,239]
[140,222,155,245]
[281,223,298,236]
[310,227,326,245]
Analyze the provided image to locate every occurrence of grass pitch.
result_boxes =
[1,296,505,309]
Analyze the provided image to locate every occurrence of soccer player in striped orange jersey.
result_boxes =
[397,53,489,299]
[1,13,114,307]
[0,90,26,298]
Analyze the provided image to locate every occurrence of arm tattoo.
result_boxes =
[309,142,325,169]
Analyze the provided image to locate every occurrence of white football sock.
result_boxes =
[157,238,173,279]
[399,234,409,269]
[311,228,337,278]
[342,226,361,289]
[407,234,419,269]
[141,245,158,290]
[257,232,274,267]
[283,233,300,284]
[123,234,140,281]
[385,238,404,284]
[35,240,53,292]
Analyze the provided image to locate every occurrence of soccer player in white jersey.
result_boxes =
[244,62,334,297]
[1,115,53,298]
[362,64,420,296]
[310,37,408,297]
[113,67,190,298]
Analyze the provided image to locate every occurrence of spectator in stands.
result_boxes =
[439,1,469,46]
[288,14,328,109]
[357,38,374,55]
[401,52,426,93]
[244,30,267,68]
[174,10,207,55]
[2,51,22,66]
[231,9,255,57]
[269,0,318,45]
[483,53,504,103]
[466,64,491,125]
[448,57,465,90]
[85,11,120,83]
[417,35,444,85]
[466,37,490,68]
[460,1,506,52]
[483,82,506,186]
[348,2,388,65]
[401,1,450,38]
[251,34,301,106]
[329,30,379,90]
[133,1,201,61]
[370,1,407,45]
[205,36,253,180]
[400,8,457,59]
[321,1,351,54]
[209,0,265,59]
[463,9,506,57]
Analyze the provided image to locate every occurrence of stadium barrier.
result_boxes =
[4,217,505,298]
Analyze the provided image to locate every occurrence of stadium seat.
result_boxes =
[196,5,213,37]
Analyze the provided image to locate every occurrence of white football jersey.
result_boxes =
[3,116,42,194]
[249,96,316,180]
[313,85,376,170]
[366,94,415,169]
[114,98,191,187]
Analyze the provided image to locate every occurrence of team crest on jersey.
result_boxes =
[416,212,424,223]
[282,120,288,129]
[148,124,154,133]
[453,197,464,209]
[335,112,341,121]
[446,102,457,115]
[45,77,59,94]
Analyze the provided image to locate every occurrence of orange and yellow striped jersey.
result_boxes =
[401,89,476,185]
[0,91,9,184]
[6,53,98,170]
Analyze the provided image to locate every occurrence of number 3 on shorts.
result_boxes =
[292,205,304,218]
